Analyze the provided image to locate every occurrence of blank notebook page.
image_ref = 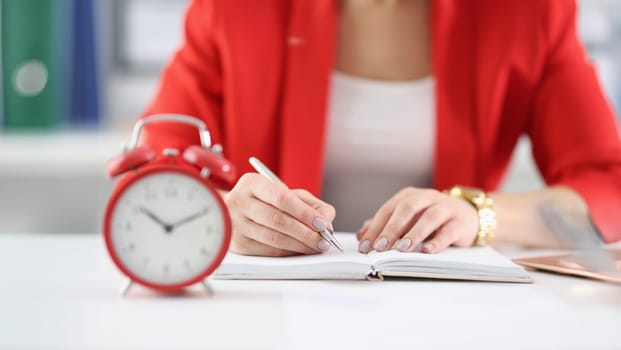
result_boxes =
[369,245,520,268]
[215,233,370,279]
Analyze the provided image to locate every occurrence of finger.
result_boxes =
[360,188,436,253]
[230,234,299,257]
[241,199,328,253]
[421,219,462,254]
[357,195,402,253]
[373,200,429,252]
[237,217,320,255]
[292,189,336,224]
[397,203,453,252]
[356,219,372,241]
[227,175,329,253]
[247,175,332,238]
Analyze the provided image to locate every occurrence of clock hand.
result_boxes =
[170,208,210,230]
[139,206,173,233]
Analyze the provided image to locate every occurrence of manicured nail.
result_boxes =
[329,222,334,232]
[423,243,435,252]
[397,238,412,252]
[312,217,327,231]
[317,240,330,252]
[374,237,388,251]
[359,240,371,253]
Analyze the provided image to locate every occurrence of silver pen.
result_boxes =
[249,156,344,252]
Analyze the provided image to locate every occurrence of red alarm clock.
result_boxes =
[103,114,236,294]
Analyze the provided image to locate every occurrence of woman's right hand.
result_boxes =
[224,173,336,257]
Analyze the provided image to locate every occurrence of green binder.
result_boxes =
[1,0,71,129]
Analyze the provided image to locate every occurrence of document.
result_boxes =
[215,233,533,283]
[514,250,621,283]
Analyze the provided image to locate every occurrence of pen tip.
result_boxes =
[330,238,344,253]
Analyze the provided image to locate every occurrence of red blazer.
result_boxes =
[142,0,621,243]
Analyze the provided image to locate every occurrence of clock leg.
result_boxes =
[201,280,213,296]
[120,278,133,297]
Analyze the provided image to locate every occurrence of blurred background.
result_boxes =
[0,0,620,234]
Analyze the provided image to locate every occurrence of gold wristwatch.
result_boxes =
[444,186,496,246]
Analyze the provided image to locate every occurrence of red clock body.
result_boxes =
[103,154,232,292]
[104,115,236,293]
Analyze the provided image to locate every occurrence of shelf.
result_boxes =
[0,131,129,177]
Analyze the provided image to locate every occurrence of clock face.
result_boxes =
[109,171,226,286]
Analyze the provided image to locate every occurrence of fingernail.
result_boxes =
[359,240,371,253]
[312,217,327,231]
[374,237,388,251]
[423,243,435,252]
[328,222,334,232]
[317,240,330,252]
[397,238,412,251]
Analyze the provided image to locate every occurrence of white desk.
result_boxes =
[0,234,619,350]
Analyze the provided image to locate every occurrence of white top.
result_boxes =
[321,71,436,231]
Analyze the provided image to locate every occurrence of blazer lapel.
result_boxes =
[278,0,337,194]
[278,0,481,193]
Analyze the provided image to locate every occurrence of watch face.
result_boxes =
[109,171,226,286]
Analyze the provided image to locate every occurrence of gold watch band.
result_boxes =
[444,186,496,246]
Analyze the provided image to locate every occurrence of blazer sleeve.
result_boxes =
[140,0,224,152]
[527,0,621,242]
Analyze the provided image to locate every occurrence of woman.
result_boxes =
[141,0,621,256]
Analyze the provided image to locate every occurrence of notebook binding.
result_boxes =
[366,266,384,281]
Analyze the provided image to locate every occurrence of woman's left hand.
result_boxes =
[356,187,480,254]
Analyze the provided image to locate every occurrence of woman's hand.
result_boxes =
[224,173,336,257]
[356,187,479,254]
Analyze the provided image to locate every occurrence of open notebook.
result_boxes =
[214,233,533,283]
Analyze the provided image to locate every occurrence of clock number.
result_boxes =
[122,242,135,255]
[119,221,133,232]
[143,184,157,201]
[164,187,178,198]
[145,191,157,201]
[206,226,222,236]
[114,221,132,232]
[187,187,200,201]
[163,263,170,276]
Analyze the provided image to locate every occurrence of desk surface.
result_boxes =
[0,233,619,350]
